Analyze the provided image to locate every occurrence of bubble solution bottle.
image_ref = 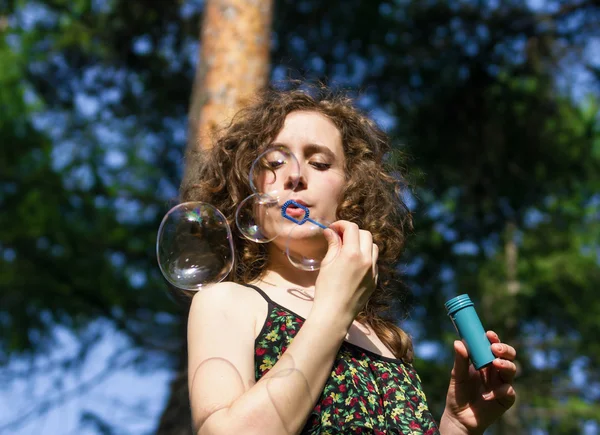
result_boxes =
[445,294,495,370]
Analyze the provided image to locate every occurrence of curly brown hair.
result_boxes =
[180,86,415,362]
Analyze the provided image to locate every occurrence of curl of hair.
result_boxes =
[180,86,415,362]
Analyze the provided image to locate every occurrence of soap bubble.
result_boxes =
[235,193,282,243]
[284,220,340,271]
[156,202,233,290]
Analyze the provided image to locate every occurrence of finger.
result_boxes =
[491,343,517,361]
[322,228,342,264]
[358,229,373,259]
[329,220,360,250]
[371,244,379,279]
[482,383,516,410]
[326,220,345,237]
[491,358,517,384]
[486,330,500,344]
[451,340,471,383]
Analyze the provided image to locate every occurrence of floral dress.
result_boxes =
[247,284,440,435]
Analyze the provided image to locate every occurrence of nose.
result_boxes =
[284,170,307,191]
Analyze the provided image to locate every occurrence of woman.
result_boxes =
[182,86,517,434]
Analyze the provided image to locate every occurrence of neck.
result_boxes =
[256,244,319,291]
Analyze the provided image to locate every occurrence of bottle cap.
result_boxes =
[444,294,474,316]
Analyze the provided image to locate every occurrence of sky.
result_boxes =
[0,321,171,434]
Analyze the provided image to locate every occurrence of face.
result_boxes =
[255,111,346,259]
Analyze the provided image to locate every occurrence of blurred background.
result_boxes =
[1,0,599,433]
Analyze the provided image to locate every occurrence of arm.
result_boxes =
[188,221,378,435]
[188,282,349,435]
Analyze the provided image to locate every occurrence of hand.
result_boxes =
[440,331,517,435]
[312,220,378,326]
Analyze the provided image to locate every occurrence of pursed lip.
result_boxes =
[288,199,310,208]
[284,207,307,218]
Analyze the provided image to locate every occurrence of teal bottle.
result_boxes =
[445,294,495,370]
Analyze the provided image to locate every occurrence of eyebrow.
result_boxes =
[271,142,337,159]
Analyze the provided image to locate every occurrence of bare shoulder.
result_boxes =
[188,281,268,335]
[187,282,266,394]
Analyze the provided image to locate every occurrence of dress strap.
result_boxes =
[240,283,275,305]
[241,283,308,322]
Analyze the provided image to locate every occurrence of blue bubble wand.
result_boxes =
[281,200,328,229]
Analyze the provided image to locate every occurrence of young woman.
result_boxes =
[182,87,517,435]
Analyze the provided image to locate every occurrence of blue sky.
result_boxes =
[0,321,171,434]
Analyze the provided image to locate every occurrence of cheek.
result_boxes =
[319,177,345,218]
[257,172,275,190]
[326,175,346,199]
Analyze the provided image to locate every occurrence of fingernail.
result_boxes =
[482,392,493,400]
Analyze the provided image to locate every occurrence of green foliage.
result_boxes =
[0,0,188,360]
[1,0,600,433]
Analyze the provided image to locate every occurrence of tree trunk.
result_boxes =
[156,1,272,434]
[186,0,273,155]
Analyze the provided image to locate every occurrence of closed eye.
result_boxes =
[310,162,331,170]
[267,160,285,169]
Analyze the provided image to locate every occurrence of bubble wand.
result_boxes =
[281,200,328,229]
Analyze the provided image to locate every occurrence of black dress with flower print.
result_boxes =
[247,284,440,435]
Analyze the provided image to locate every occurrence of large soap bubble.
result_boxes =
[156,202,233,290]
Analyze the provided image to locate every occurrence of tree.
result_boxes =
[157,1,273,433]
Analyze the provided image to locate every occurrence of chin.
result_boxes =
[280,233,329,262]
